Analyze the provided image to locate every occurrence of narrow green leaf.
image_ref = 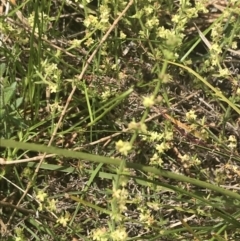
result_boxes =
[2,139,240,203]
[0,63,6,77]
[1,82,17,107]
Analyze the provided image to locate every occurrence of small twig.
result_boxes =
[220,184,240,190]
[198,97,215,112]
[169,214,196,228]
[194,22,212,50]
[0,175,38,200]
[0,154,56,165]
[0,200,56,222]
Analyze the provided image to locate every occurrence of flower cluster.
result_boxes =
[36,189,57,213]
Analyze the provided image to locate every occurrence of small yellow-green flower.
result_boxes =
[231,41,237,49]
[112,188,129,201]
[128,121,147,133]
[101,89,112,100]
[69,39,82,48]
[128,120,138,130]
[57,212,70,227]
[228,135,237,149]
[115,140,132,156]
[36,190,47,202]
[92,227,108,241]
[84,15,98,28]
[147,201,160,211]
[150,153,163,166]
[110,227,128,241]
[179,154,190,162]
[110,212,123,222]
[210,43,222,54]
[143,5,154,15]
[186,110,197,121]
[120,31,126,39]
[84,37,94,47]
[47,199,57,212]
[143,95,155,108]
[155,142,170,154]
[165,130,173,141]
[149,131,163,141]
[172,14,180,23]
[139,209,155,226]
